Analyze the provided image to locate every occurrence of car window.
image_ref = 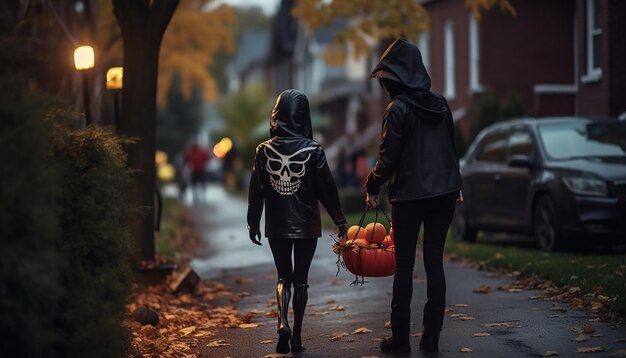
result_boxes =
[538,121,626,160]
[475,131,508,163]
[508,131,534,158]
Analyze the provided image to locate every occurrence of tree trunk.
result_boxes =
[113,0,179,262]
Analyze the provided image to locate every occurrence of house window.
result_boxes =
[468,13,482,92]
[418,30,430,71]
[444,19,456,99]
[582,0,602,83]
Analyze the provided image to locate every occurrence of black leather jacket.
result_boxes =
[367,39,463,201]
[247,89,346,239]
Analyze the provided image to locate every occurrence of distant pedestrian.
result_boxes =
[184,141,210,202]
[365,39,463,353]
[247,89,347,354]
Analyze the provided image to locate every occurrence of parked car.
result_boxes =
[453,117,626,250]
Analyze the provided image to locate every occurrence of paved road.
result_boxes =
[190,185,626,358]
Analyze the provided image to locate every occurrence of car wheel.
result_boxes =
[534,195,560,251]
[452,204,477,242]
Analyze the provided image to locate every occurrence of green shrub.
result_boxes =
[469,91,525,143]
[0,77,64,358]
[50,123,133,358]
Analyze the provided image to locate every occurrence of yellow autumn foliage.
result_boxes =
[293,0,515,64]
[158,0,236,106]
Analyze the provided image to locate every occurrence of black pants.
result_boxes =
[390,192,457,339]
[268,238,318,284]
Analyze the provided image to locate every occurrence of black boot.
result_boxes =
[419,330,440,352]
[276,279,292,354]
[380,336,411,353]
[290,283,308,353]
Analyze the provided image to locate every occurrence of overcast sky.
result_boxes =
[219,0,281,15]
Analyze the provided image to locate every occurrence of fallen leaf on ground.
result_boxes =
[384,321,392,329]
[263,354,287,358]
[239,323,259,329]
[329,304,345,311]
[450,313,466,318]
[411,332,423,337]
[573,334,588,342]
[590,333,603,337]
[352,327,372,334]
[332,280,344,285]
[312,310,329,316]
[206,339,230,347]
[473,332,491,337]
[481,321,522,328]
[542,351,559,356]
[507,288,524,292]
[193,331,212,338]
[260,340,274,344]
[458,316,476,321]
[455,303,470,307]
[460,347,473,352]
[234,276,255,284]
[371,337,384,342]
[179,326,196,336]
[582,325,596,334]
[330,332,350,341]
[577,346,605,353]
[473,284,492,294]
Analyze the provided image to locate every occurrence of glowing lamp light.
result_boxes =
[106,67,123,90]
[74,46,94,70]
[213,143,226,159]
[218,137,233,153]
[155,150,168,166]
[157,163,176,182]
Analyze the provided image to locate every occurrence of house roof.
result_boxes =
[232,31,270,73]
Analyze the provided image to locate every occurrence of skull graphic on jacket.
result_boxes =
[264,144,316,195]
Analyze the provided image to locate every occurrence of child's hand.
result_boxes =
[249,229,262,246]
[337,224,347,239]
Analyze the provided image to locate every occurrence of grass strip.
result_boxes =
[445,239,626,315]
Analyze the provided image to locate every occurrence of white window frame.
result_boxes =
[581,0,602,83]
[468,13,483,93]
[418,30,430,71]
[444,19,456,99]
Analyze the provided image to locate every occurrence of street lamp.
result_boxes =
[74,46,95,126]
[106,66,123,129]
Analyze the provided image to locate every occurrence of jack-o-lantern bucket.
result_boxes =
[342,246,395,277]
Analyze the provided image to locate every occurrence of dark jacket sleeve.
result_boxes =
[247,147,264,232]
[314,147,347,226]
[366,101,405,195]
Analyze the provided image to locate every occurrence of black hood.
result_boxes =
[270,89,313,139]
[370,39,431,92]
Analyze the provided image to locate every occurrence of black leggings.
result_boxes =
[391,192,457,336]
[268,238,318,284]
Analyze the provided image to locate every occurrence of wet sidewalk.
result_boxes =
[190,185,626,357]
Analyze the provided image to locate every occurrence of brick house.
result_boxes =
[421,0,626,138]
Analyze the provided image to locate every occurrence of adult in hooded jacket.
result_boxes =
[365,39,463,353]
[247,89,347,354]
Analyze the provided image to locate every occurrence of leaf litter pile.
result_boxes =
[125,279,253,357]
